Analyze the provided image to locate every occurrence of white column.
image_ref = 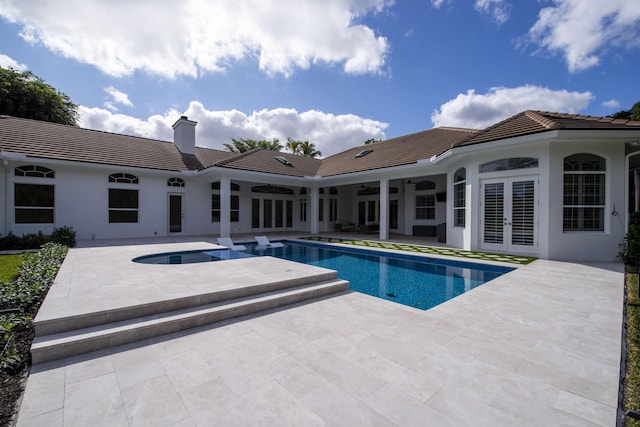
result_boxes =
[220,177,231,237]
[310,186,319,234]
[379,178,388,240]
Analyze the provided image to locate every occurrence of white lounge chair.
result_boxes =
[254,236,285,250]
[217,237,247,251]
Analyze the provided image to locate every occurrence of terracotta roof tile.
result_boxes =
[0,115,234,171]
[316,127,476,177]
[219,149,321,177]
[454,110,640,148]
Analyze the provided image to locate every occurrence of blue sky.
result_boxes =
[0,0,639,156]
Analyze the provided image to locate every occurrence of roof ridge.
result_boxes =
[451,111,530,148]
[523,110,560,129]
[0,114,176,146]
[435,126,478,133]
[213,148,263,166]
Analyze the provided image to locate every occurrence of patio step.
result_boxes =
[34,270,339,337]
[31,279,349,364]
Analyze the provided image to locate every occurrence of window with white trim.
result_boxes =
[14,166,55,224]
[453,168,466,227]
[415,195,435,220]
[108,173,139,223]
[563,153,605,231]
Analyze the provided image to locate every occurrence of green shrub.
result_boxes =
[0,243,67,374]
[621,223,640,273]
[51,226,76,247]
[0,226,76,250]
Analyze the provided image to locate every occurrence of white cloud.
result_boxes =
[431,85,594,129]
[602,99,620,109]
[528,0,640,72]
[0,53,27,70]
[0,0,391,78]
[430,0,446,9]
[474,0,511,25]
[78,101,388,157]
[103,86,133,112]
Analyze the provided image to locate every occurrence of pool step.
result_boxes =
[31,279,349,364]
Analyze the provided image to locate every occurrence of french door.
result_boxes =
[251,198,293,230]
[168,194,183,233]
[481,176,537,254]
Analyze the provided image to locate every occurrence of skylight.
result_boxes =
[355,149,373,158]
[275,156,293,166]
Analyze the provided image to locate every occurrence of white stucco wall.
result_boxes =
[546,139,626,261]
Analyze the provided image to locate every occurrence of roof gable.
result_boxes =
[454,110,640,148]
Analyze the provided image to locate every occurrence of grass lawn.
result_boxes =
[626,272,640,426]
[0,254,23,282]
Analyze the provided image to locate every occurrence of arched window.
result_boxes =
[167,177,185,187]
[453,168,466,227]
[251,185,294,195]
[109,173,138,184]
[480,158,538,173]
[14,166,55,224]
[415,180,436,191]
[15,165,55,178]
[563,153,605,231]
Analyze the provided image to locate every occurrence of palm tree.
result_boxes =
[223,138,282,153]
[300,140,322,158]
[286,137,303,155]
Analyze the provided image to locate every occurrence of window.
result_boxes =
[355,149,373,158]
[108,173,139,223]
[108,189,138,223]
[274,156,293,166]
[415,195,435,220]
[330,198,338,222]
[563,153,605,231]
[211,183,240,223]
[480,158,538,173]
[453,168,466,227]
[167,177,185,187]
[300,198,307,222]
[109,173,138,184]
[15,165,55,178]
[15,183,54,223]
[415,180,436,191]
[319,198,324,222]
[14,165,55,224]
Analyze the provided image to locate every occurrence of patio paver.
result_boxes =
[15,238,624,426]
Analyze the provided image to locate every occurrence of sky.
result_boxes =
[0,0,639,157]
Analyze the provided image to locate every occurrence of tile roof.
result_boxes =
[316,127,477,177]
[0,115,235,171]
[2,111,639,179]
[453,110,640,148]
[218,149,321,177]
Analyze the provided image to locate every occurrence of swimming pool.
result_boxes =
[133,241,513,310]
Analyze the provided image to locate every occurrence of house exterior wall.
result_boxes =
[546,138,626,261]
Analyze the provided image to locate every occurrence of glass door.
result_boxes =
[481,176,537,254]
[168,194,182,233]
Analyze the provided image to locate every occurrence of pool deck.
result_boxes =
[16,236,624,426]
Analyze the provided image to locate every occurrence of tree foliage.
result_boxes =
[223,138,283,153]
[610,101,640,121]
[0,67,78,126]
[285,137,322,158]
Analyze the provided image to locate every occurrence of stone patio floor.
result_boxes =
[15,236,624,426]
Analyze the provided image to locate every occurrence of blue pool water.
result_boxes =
[133,241,513,310]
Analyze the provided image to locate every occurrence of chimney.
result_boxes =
[172,116,197,155]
